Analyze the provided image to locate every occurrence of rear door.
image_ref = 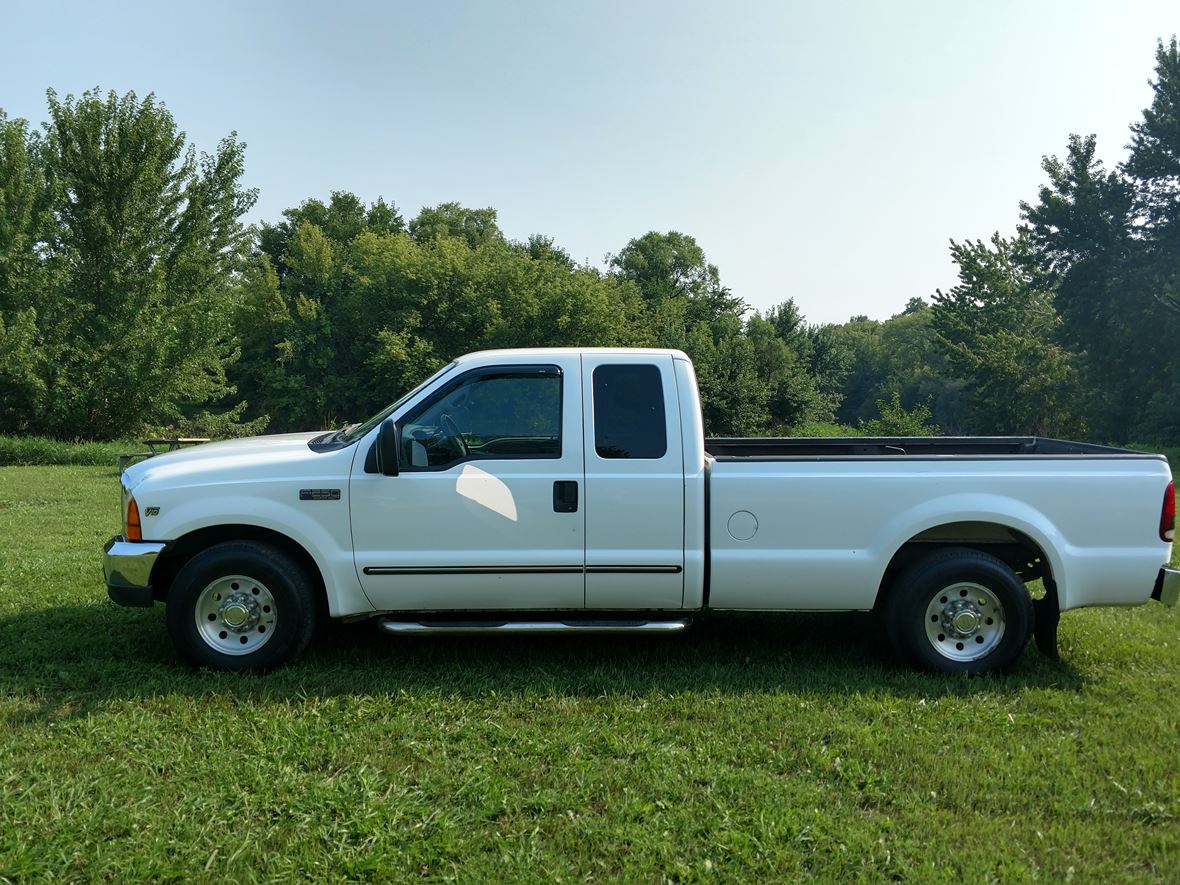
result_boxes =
[582,354,685,609]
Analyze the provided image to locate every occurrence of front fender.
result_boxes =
[144,492,371,618]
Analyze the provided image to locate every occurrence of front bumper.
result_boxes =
[1152,567,1180,607]
[103,535,167,607]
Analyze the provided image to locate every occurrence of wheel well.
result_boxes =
[149,525,327,613]
[876,521,1053,609]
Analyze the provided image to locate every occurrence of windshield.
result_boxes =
[340,361,459,442]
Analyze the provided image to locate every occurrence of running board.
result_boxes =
[378,618,691,636]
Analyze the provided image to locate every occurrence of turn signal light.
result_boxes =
[1162,482,1175,543]
[126,496,143,542]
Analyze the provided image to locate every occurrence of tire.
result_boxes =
[165,541,317,671]
[882,547,1033,675]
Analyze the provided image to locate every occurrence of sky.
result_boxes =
[2,0,1176,324]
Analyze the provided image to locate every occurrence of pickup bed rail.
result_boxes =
[705,436,1161,459]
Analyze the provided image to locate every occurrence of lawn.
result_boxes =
[1,466,1178,882]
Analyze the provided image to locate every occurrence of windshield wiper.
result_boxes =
[336,422,362,443]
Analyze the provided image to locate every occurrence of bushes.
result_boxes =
[0,435,132,467]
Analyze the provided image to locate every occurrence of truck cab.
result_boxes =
[350,349,698,612]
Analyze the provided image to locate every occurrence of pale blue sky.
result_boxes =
[2,1,1175,323]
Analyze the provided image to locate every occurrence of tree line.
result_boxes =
[1,39,1178,443]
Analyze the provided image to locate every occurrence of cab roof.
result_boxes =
[455,347,690,364]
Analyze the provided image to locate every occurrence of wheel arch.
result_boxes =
[875,520,1057,611]
[149,524,327,617]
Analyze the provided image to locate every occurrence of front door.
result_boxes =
[351,356,585,610]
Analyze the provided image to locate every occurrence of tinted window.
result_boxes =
[593,364,667,459]
[399,368,562,469]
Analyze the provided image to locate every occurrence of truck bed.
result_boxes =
[705,436,1163,460]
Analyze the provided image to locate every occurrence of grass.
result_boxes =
[0,466,1178,881]
[1130,443,1180,474]
[0,435,137,467]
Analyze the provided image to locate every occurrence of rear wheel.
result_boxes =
[165,541,317,671]
[883,547,1032,674]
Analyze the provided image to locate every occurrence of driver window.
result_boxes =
[397,368,562,470]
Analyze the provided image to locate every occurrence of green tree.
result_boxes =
[1126,37,1180,307]
[0,89,259,438]
[259,191,404,281]
[609,231,760,433]
[746,304,832,431]
[516,234,575,268]
[1123,37,1180,439]
[858,392,939,436]
[1021,134,1143,438]
[931,233,1083,436]
[408,202,502,249]
[0,111,49,429]
[234,195,653,431]
[610,230,745,327]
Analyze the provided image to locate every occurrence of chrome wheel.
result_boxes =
[924,581,1006,662]
[194,574,278,656]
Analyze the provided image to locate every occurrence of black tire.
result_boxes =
[882,547,1033,675]
[165,541,317,671]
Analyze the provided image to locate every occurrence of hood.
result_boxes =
[122,431,345,490]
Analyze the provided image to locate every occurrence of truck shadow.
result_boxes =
[0,602,1086,726]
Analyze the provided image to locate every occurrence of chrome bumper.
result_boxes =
[1153,567,1180,607]
[103,535,167,607]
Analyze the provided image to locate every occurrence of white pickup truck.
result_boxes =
[103,347,1179,674]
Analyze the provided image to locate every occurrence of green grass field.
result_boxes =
[1,466,1178,881]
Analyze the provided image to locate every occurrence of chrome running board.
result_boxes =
[378,618,691,636]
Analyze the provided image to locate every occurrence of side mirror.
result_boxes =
[376,418,401,476]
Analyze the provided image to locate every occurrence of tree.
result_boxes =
[516,234,574,268]
[258,191,403,281]
[1126,37,1180,293]
[608,231,760,433]
[1020,39,1180,441]
[898,296,929,316]
[746,311,821,431]
[0,112,49,429]
[0,89,259,438]
[1121,37,1180,439]
[931,233,1083,436]
[610,231,745,326]
[233,194,654,431]
[858,392,938,436]
[408,202,502,249]
[1021,134,1145,437]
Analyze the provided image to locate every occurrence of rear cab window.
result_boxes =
[592,364,667,459]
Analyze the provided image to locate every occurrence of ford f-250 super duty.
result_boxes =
[103,348,1179,674]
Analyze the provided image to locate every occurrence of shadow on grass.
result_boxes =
[0,600,1085,724]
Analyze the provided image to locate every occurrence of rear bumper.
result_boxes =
[103,535,166,607]
[1152,567,1180,607]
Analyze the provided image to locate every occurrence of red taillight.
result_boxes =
[126,496,142,542]
[1162,482,1176,543]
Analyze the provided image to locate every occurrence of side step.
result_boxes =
[378,618,691,636]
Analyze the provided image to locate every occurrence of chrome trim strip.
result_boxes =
[363,564,683,576]
[363,565,583,576]
[378,618,691,636]
[586,565,682,574]
[103,535,166,589]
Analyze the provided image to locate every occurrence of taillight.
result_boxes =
[126,496,143,542]
[1162,482,1175,543]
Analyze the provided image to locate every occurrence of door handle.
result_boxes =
[553,480,578,513]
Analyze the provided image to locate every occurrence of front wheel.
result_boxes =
[882,547,1033,674]
[165,541,317,671]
